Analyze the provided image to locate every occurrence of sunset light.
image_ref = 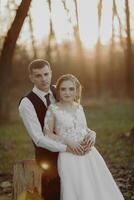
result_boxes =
[1,0,133,50]
[29,0,134,49]
[40,162,50,170]
[0,1,134,199]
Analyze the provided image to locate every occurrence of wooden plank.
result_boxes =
[12,160,43,200]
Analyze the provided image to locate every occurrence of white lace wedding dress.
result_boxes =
[44,103,124,200]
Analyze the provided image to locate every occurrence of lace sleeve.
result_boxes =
[44,105,65,144]
[80,105,96,144]
[86,128,96,144]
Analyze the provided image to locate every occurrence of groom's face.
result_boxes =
[29,65,52,92]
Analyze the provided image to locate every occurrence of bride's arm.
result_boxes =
[85,128,96,145]
[44,106,67,144]
[80,105,96,145]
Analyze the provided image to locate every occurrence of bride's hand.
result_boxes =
[80,135,94,153]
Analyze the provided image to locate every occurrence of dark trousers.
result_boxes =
[35,148,59,200]
[41,173,60,200]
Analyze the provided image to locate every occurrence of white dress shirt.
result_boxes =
[19,86,67,152]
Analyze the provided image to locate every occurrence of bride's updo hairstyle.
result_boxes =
[56,74,82,103]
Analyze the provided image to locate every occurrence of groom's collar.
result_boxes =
[32,86,52,99]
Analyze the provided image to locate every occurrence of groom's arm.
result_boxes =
[19,98,67,152]
[19,98,87,155]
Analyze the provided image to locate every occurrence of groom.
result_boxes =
[19,59,94,200]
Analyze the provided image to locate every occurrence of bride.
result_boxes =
[44,74,124,200]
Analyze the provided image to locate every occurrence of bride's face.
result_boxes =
[59,80,76,103]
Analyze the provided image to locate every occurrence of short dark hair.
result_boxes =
[28,59,51,74]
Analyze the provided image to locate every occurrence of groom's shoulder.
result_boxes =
[18,90,33,106]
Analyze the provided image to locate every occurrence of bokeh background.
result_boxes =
[0,0,134,199]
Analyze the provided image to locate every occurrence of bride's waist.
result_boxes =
[60,129,87,142]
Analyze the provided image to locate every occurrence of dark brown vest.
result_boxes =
[25,86,58,172]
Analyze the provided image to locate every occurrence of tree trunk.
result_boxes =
[28,12,37,59]
[73,0,83,56]
[125,0,134,98]
[0,0,32,123]
[12,160,43,200]
[108,0,117,96]
[95,0,102,96]
[45,0,60,62]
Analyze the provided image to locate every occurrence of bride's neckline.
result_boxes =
[55,101,80,111]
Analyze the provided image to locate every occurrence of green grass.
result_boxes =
[0,122,34,173]
[0,100,134,173]
[84,100,134,168]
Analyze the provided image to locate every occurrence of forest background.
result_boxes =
[0,0,134,199]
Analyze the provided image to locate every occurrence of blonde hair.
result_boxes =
[56,74,82,103]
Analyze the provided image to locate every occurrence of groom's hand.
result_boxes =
[66,143,85,155]
[66,135,94,155]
